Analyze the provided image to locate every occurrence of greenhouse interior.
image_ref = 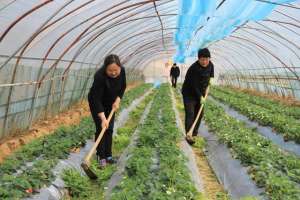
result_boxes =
[0,0,300,199]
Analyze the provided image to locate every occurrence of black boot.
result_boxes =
[185,135,195,145]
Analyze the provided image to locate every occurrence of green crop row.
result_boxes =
[214,86,300,120]
[111,84,203,200]
[211,87,300,143]
[119,83,152,113]
[204,100,300,199]
[62,89,155,200]
[173,87,300,199]
[0,84,152,199]
[0,118,94,199]
[173,87,255,200]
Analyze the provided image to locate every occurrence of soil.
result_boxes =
[228,86,300,107]
[0,83,141,163]
[0,101,90,163]
[173,89,225,199]
[192,148,225,199]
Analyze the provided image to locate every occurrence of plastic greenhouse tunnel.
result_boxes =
[0,0,300,200]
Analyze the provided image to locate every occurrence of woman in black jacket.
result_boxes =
[88,54,126,168]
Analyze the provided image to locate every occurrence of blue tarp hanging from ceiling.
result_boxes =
[173,0,298,63]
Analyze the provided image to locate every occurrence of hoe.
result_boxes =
[81,108,115,179]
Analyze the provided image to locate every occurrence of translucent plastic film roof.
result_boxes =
[0,0,178,70]
[0,0,299,75]
[0,0,300,137]
[174,0,300,79]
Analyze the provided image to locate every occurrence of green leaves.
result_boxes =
[119,83,152,114]
[0,119,93,199]
[216,86,300,120]
[62,169,92,198]
[202,99,300,199]
[61,84,154,200]
[170,85,300,199]
[0,84,153,199]
[111,84,201,200]
[211,87,300,143]
[265,175,300,200]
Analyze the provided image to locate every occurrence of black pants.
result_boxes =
[183,97,204,136]
[89,105,115,159]
[171,76,178,88]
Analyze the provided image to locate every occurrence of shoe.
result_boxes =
[106,156,117,164]
[185,135,195,145]
[96,155,101,162]
[192,132,198,137]
[99,159,107,169]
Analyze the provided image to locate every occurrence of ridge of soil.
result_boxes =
[172,88,225,199]
[0,101,90,163]
[0,83,141,163]
[227,85,300,106]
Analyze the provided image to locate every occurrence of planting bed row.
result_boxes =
[110,84,202,200]
[204,100,300,199]
[62,88,154,200]
[211,87,300,143]
[173,87,261,200]
[215,86,300,120]
[0,84,152,199]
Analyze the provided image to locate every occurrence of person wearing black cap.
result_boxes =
[88,54,126,168]
[181,48,214,144]
[170,63,180,88]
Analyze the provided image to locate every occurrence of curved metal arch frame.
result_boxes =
[82,14,177,66]
[27,1,178,126]
[91,12,178,60]
[0,0,300,134]
[41,6,177,117]
[1,0,175,130]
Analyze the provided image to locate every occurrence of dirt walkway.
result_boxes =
[170,87,225,200]
[0,101,90,163]
[178,111,225,200]
[228,86,300,106]
[0,83,141,163]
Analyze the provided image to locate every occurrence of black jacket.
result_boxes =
[182,61,214,100]
[88,67,126,114]
[170,66,180,77]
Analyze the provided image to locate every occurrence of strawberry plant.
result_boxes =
[215,86,300,120]
[203,100,300,199]
[111,84,203,200]
[211,87,300,143]
[0,84,152,199]
[119,83,152,113]
[61,87,155,199]
[62,168,94,198]
[173,86,300,199]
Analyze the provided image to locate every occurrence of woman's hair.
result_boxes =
[99,55,122,89]
[103,54,122,70]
